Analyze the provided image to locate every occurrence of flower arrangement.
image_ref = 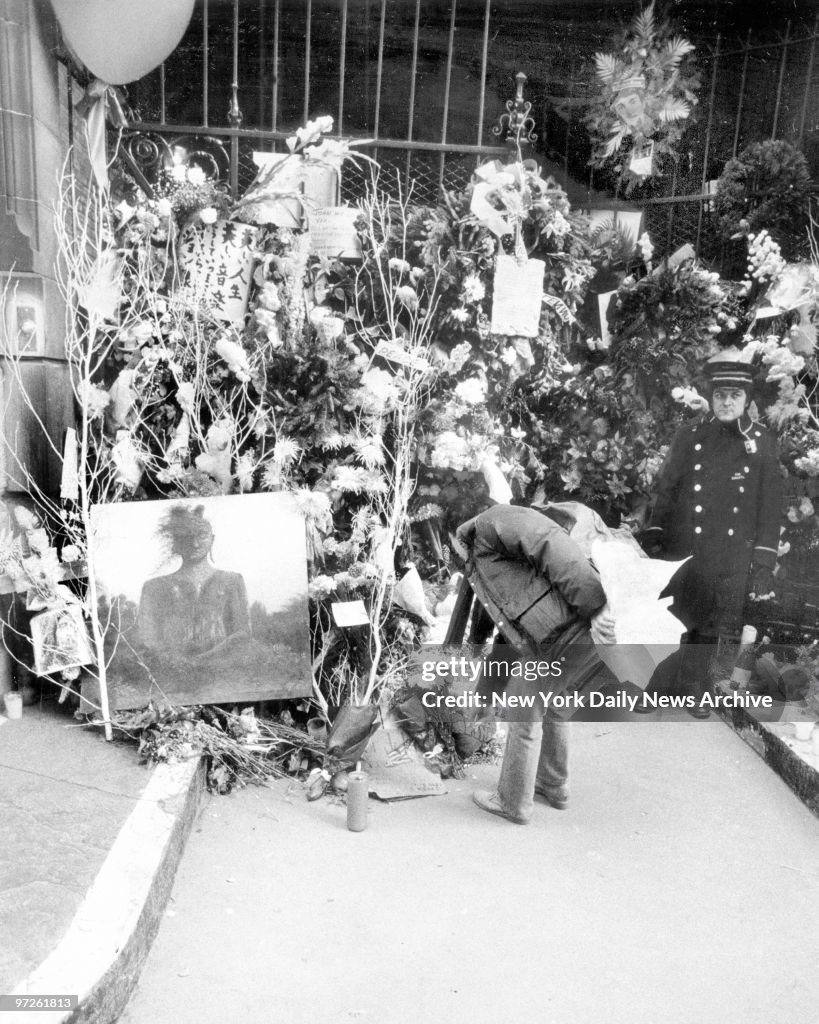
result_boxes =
[715,140,813,262]
[584,3,700,186]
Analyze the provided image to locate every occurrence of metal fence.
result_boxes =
[126,0,517,202]
[121,2,819,258]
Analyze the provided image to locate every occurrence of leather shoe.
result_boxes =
[472,789,529,825]
[687,703,712,720]
[534,784,569,809]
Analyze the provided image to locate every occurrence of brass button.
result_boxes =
[739,486,745,493]
[695,505,703,513]
[695,444,702,451]
[694,464,701,471]
[694,484,702,492]
[733,507,739,513]
[744,466,750,473]
[728,529,734,536]
[695,527,702,534]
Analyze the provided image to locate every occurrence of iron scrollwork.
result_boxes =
[493,71,538,157]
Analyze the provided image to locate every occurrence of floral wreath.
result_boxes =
[584,3,700,183]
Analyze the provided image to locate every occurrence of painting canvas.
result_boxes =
[87,493,311,710]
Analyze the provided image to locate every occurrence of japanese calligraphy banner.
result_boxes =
[178,220,259,324]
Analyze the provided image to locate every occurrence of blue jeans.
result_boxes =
[496,712,569,823]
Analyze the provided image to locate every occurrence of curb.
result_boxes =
[715,686,819,819]
[8,756,206,1024]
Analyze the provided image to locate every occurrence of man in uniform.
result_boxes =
[642,352,783,715]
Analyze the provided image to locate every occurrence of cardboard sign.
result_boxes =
[178,220,259,324]
[490,254,545,338]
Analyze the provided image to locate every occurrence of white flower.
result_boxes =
[295,489,333,532]
[13,507,39,531]
[170,164,187,182]
[446,342,472,374]
[354,435,385,468]
[186,166,206,186]
[637,232,654,262]
[461,274,485,304]
[60,544,82,563]
[450,307,469,324]
[359,368,401,412]
[389,257,411,274]
[545,210,570,239]
[214,336,251,382]
[273,437,301,467]
[79,381,111,420]
[131,321,154,343]
[261,464,282,490]
[235,454,255,493]
[199,206,218,225]
[309,574,338,600]
[454,377,487,406]
[156,198,173,219]
[28,528,50,554]
[175,381,195,413]
[257,282,281,312]
[396,285,419,311]
[501,347,518,366]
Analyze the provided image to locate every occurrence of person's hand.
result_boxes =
[591,603,617,645]
[749,565,776,602]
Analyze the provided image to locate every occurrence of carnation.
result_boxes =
[199,206,218,225]
[308,574,338,600]
[273,437,301,466]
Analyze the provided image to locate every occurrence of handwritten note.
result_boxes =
[178,220,259,324]
[307,207,362,259]
[490,254,544,338]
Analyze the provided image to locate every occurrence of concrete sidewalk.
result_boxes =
[2,693,819,1024]
[0,700,204,1024]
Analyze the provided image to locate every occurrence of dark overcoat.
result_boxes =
[645,413,782,632]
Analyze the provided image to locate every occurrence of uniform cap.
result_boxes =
[704,348,754,388]
[705,362,754,388]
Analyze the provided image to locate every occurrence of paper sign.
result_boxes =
[374,340,432,374]
[178,220,259,324]
[490,254,545,338]
[629,139,654,179]
[307,207,362,259]
[331,599,370,627]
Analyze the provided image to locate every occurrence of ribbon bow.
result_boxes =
[74,80,129,190]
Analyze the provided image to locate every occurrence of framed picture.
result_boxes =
[30,604,95,677]
[87,493,311,710]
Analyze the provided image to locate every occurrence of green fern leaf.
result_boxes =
[594,52,620,84]
[658,98,691,123]
[634,3,656,44]
[665,36,695,65]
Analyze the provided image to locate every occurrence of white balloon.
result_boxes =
[50,0,196,85]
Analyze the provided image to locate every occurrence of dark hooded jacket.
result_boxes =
[455,504,607,649]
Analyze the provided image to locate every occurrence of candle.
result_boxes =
[346,762,369,832]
